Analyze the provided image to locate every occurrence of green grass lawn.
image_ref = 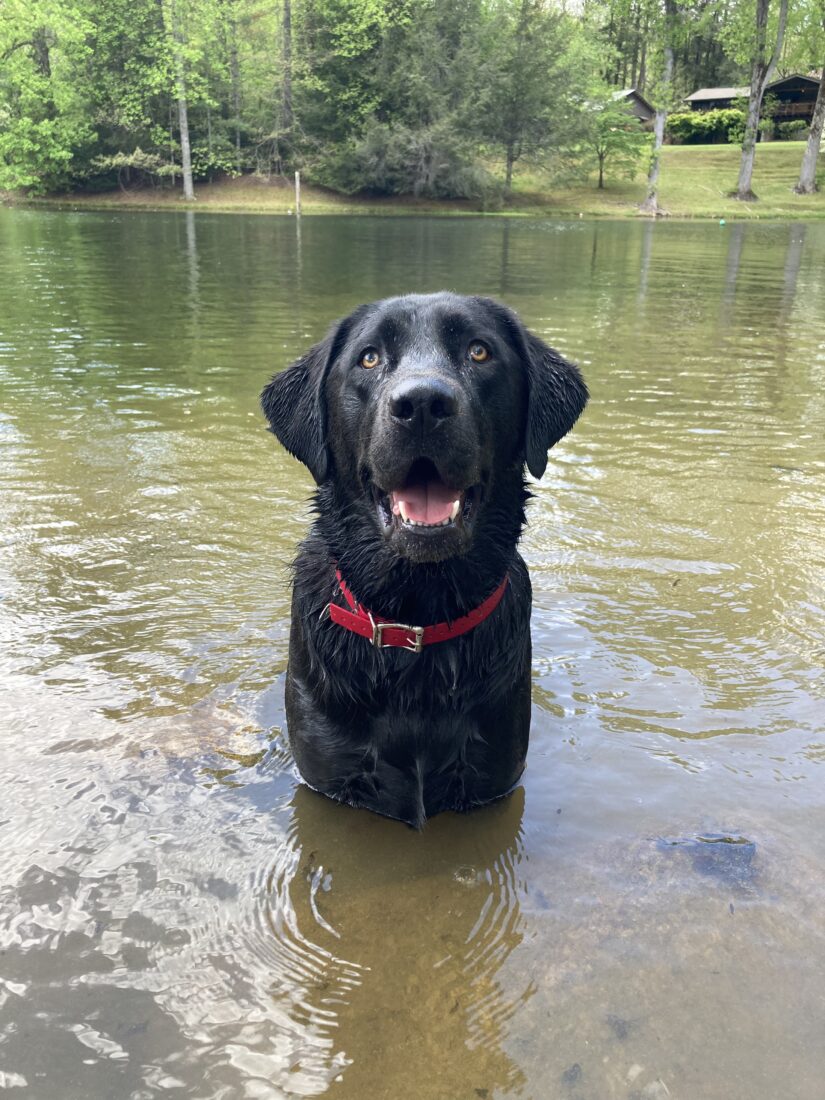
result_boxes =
[10,141,824,220]
[510,142,825,219]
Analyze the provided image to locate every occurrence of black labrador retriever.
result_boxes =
[261,292,587,827]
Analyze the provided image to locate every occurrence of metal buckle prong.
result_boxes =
[369,615,425,654]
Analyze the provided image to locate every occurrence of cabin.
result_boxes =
[613,88,656,127]
[685,74,821,124]
[764,74,821,123]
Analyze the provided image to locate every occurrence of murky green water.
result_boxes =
[1,208,824,1099]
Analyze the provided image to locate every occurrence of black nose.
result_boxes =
[389,377,458,432]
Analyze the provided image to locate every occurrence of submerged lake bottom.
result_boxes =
[1,209,824,1099]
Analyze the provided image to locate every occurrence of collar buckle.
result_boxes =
[370,615,425,654]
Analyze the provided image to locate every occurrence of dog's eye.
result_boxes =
[468,342,490,363]
[360,348,381,369]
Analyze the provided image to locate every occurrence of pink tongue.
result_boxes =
[391,480,459,525]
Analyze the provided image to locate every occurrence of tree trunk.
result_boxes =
[176,85,195,200]
[734,0,789,201]
[166,0,195,200]
[794,60,825,194]
[640,19,675,216]
[735,88,763,200]
[228,4,242,174]
[169,100,176,187]
[30,28,57,120]
[505,143,515,193]
[598,151,605,189]
[32,27,52,78]
[638,34,647,92]
[282,0,293,133]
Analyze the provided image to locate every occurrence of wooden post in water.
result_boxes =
[294,170,301,217]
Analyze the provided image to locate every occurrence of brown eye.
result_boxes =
[360,348,380,369]
[468,342,490,363]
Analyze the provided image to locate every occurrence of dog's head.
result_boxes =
[261,293,587,565]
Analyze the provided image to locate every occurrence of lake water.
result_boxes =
[1,208,824,1099]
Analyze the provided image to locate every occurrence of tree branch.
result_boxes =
[1,39,35,62]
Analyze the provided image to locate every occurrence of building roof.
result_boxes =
[612,88,655,113]
[686,75,821,104]
[766,73,821,91]
[685,86,749,102]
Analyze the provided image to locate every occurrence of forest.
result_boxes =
[1,0,824,207]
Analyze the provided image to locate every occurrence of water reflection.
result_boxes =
[184,208,200,317]
[267,786,529,1098]
[636,217,654,304]
[720,220,746,324]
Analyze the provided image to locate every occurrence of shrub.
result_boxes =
[190,139,241,182]
[88,148,167,190]
[667,109,747,145]
[776,120,808,141]
[307,120,500,201]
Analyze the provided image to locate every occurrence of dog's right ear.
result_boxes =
[260,322,345,484]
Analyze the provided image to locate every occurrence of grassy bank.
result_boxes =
[512,142,825,219]
[7,142,824,220]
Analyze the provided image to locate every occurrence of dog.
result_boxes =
[261,292,587,827]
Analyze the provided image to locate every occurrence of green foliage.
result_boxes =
[89,148,166,187]
[190,138,241,181]
[296,0,498,197]
[775,119,808,140]
[475,0,588,189]
[580,86,651,186]
[667,108,748,144]
[0,1,96,192]
[581,0,744,101]
[2,0,816,201]
[316,118,498,199]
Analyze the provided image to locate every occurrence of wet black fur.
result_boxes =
[261,293,587,827]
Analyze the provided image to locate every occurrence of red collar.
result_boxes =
[324,570,509,654]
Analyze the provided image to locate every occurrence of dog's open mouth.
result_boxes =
[375,459,478,535]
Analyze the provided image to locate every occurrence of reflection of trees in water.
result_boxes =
[719,220,746,328]
[636,218,654,307]
[779,223,807,328]
[726,223,811,412]
[719,221,810,351]
[264,785,531,1098]
[184,209,199,319]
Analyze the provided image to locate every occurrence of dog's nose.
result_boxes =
[388,378,458,432]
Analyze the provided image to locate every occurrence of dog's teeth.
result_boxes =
[398,514,457,528]
[399,501,409,523]
[449,499,460,522]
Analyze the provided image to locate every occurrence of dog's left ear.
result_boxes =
[523,331,588,479]
[260,318,352,484]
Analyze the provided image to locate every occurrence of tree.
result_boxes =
[477,0,586,193]
[792,4,825,194]
[639,0,678,215]
[224,0,243,173]
[727,0,790,200]
[163,0,195,199]
[0,0,95,192]
[795,63,825,193]
[291,0,500,199]
[583,86,650,187]
[582,0,740,99]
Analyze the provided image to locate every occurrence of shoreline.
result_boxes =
[4,144,824,222]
